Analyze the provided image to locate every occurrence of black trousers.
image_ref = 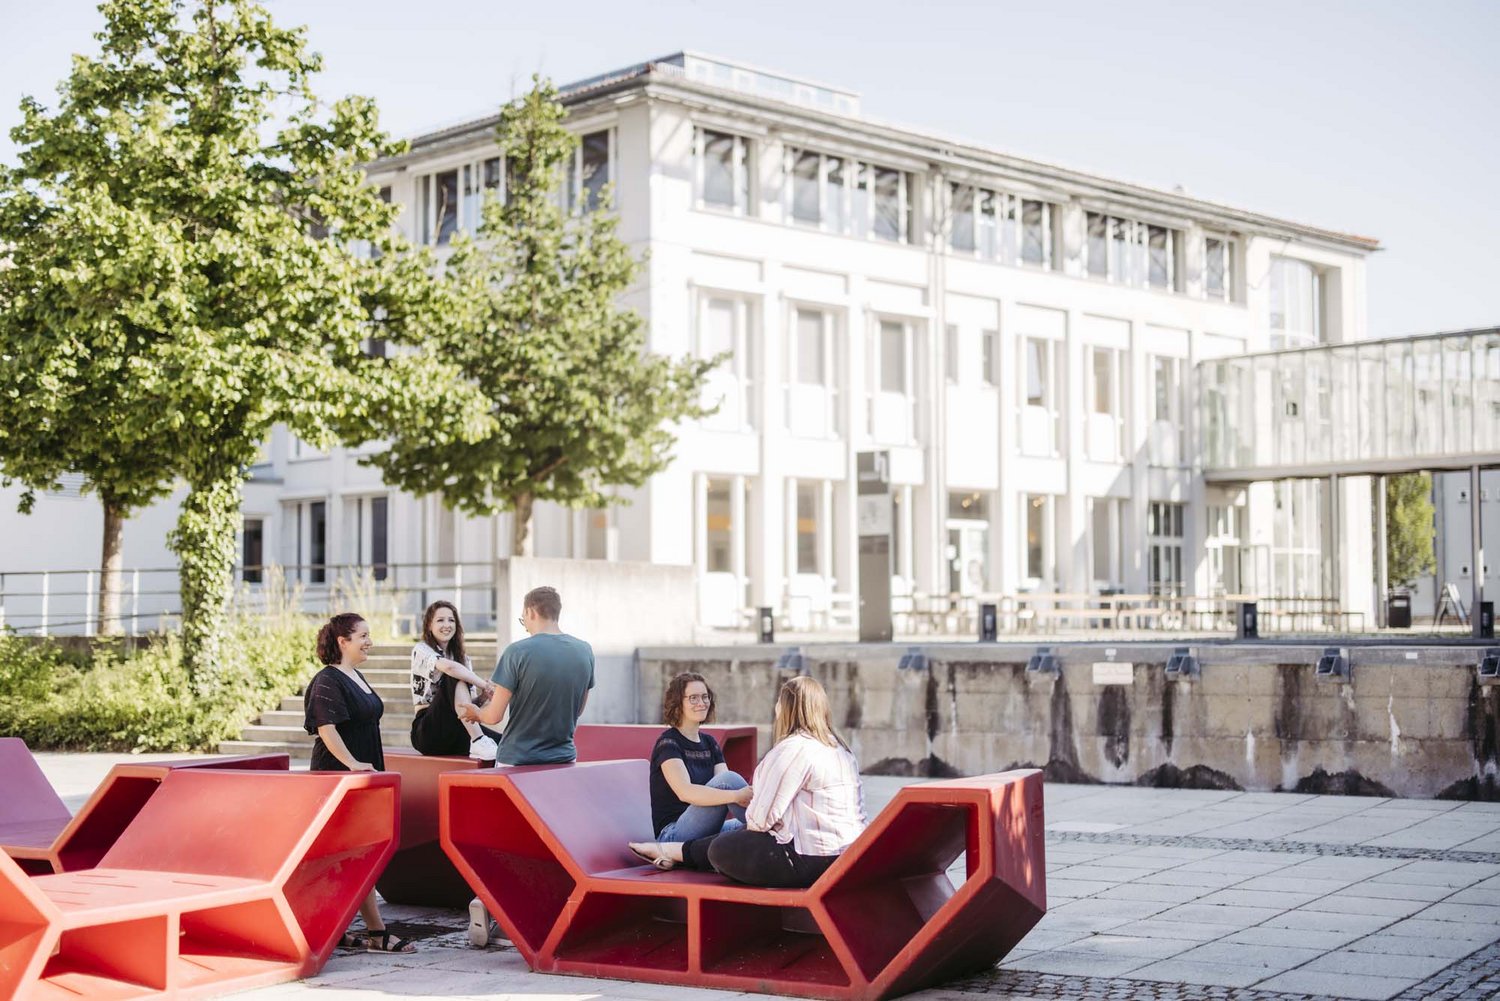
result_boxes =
[409,673,499,756]
[683,829,838,888]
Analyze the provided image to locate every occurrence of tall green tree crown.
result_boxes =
[368,77,716,555]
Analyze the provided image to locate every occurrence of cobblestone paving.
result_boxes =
[942,940,1500,1000]
[1048,829,1500,865]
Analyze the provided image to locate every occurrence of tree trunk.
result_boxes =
[98,499,124,635]
[170,475,242,694]
[511,491,535,557]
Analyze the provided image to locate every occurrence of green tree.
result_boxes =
[0,0,486,679]
[368,78,716,555]
[1386,472,1436,588]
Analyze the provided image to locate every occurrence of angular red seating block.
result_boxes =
[379,724,758,908]
[0,738,74,876]
[378,750,485,907]
[440,760,1045,1001]
[0,740,290,875]
[575,723,759,778]
[0,768,399,1000]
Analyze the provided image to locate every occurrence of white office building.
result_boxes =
[3,52,1388,632]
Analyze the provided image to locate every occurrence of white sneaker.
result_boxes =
[468,897,490,948]
[468,734,498,761]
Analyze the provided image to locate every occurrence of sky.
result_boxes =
[2,0,1497,339]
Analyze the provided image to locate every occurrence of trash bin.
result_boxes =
[1387,590,1412,629]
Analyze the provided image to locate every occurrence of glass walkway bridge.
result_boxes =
[1199,326,1500,634]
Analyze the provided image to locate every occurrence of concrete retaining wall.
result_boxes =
[496,557,696,723]
[636,643,1500,799]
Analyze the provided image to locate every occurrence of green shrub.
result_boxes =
[0,572,319,752]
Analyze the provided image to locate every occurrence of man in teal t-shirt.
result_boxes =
[462,584,595,765]
[459,584,594,944]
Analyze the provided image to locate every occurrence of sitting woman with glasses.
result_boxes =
[629,675,865,889]
[629,673,751,856]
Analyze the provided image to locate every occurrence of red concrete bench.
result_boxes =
[0,768,398,1000]
[0,738,289,875]
[440,760,1045,1001]
[379,724,758,908]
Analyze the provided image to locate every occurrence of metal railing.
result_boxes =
[0,561,500,637]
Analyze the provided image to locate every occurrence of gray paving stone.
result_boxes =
[1329,880,1455,902]
[1001,949,1150,977]
[1170,941,1323,972]
[1057,933,1195,961]
[1107,918,1244,943]
[1091,882,1210,905]
[1259,909,1394,934]
[1151,903,1285,927]
[1256,968,1417,999]
[1124,958,1267,988]
[1344,931,1493,959]
[1377,917,1500,942]
[1230,874,1356,895]
[1415,900,1500,924]
[1194,888,1317,910]
[1223,925,1365,950]
[1299,894,1430,918]
[1301,949,1459,979]
[1045,878,1116,898]
[1445,886,1500,907]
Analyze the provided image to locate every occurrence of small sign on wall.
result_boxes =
[1092,662,1134,685]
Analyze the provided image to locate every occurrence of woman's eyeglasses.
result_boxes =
[685,694,713,706]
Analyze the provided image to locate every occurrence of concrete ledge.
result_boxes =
[638,641,1500,799]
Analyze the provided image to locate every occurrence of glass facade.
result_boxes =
[1201,329,1500,474]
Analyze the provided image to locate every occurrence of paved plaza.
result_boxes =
[40,755,1500,1001]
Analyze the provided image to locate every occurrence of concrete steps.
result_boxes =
[219,642,497,760]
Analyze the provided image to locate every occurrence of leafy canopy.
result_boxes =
[0,0,488,679]
[367,77,715,548]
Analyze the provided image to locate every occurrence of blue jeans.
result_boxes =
[658,770,748,842]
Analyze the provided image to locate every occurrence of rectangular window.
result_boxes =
[568,130,611,211]
[824,158,846,233]
[1086,212,1179,290]
[309,501,327,584]
[1205,235,1232,301]
[796,482,819,573]
[1026,338,1049,407]
[433,168,459,245]
[1087,212,1108,277]
[873,166,907,242]
[1092,348,1114,415]
[242,518,264,584]
[1152,355,1178,423]
[370,496,388,581]
[945,324,959,384]
[1090,497,1122,588]
[789,150,908,243]
[792,150,821,224]
[1269,256,1323,349]
[949,183,975,253]
[948,491,988,521]
[795,308,826,385]
[706,478,733,573]
[1025,494,1049,582]
[1021,199,1049,266]
[699,128,750,213]
[701,296,756,429]
[982,329,999,386]
[977,189,997,258]
[879,320,906,393]
[1148,501,1186,596]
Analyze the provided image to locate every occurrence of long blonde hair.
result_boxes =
[772,676,847,750]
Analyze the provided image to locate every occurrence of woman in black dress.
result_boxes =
[303,612,414,953]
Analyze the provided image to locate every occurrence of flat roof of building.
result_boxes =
[379,52,1380,254]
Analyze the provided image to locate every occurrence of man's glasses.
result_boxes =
[685,694,713,706]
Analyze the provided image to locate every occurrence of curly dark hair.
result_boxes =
[316,613,366,666]
[420,600,467,665]
[662,672,717,728]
